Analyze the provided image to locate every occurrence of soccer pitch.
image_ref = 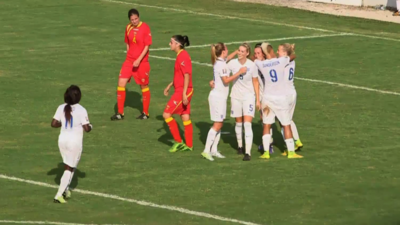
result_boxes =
[1,0,400,224]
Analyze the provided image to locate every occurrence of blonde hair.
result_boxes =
[280,43,295,56]
[211,42,225,65]
[240,43,251,59]
[261,42,273,58]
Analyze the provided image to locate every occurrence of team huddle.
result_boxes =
[50,8,303,203]
[202,42,303,162]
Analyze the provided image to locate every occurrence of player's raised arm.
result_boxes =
[251,64,260,111]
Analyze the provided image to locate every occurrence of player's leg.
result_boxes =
[135,62,151,119]
[210,98,226,158]
[260,102,275,159]
[180,90,194,151]
[111,61,131,120]
[163,93,184,152]
[231,98,244,155]
[242,98,255,161]
[202,96,224,161]
[289,94,302,149]
[54,139,76,203]
[63,146,82,199]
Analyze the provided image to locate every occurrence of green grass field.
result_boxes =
[1,0,400,225]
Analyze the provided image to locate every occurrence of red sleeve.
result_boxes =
[144,24,152,46]
[179,53,192,75]
[124,25,129,44]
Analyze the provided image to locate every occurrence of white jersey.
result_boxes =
[284,60,296,93]
[228,58,258,100]
[210,58,230,99]
[255,56,295,96]
[257,70,265,98]
[53,103,90,140]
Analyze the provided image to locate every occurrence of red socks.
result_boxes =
[142,87,150,115]
[183,120,193,148]
[117,87,126,115]
[165,118,182,143]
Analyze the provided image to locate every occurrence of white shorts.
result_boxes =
[58,135,83,168]
[230,96,256,118]
[209,95,227,122]
[262,94,296,126]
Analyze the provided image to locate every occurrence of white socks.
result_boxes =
[203,128,218,154]
[211,131,221,154]
[55,170,72,199]
[291,121,300,140]
[235,122,243,148]
[66,170,75,191]
[262,134,271,153]
[244,122,253,155]
[285,139,295,152]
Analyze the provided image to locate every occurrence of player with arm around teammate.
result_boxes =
[228,43,260,161]
[255,43,302,159]
[163,35,194,152]
[201,42,247,161]
[51,85,92,203]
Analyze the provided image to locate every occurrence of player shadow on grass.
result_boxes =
[47,163,86,190]
[155,115,184,147]
[113,89,142,114]
[195,121,239,154]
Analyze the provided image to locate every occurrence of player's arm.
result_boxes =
[134,26,152,65]
[252,77,260,110]
[289,54,296,62]
[226,50,238,62]
[182,73,190,105]
[126,44,129,52]
[164,82,173,96]
[81,110,92,133]
[51,119,61,128]
[222,67,247,84]
[82,124,92,132]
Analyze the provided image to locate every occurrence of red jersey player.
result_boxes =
[163,35,194,152]
[111,8,152,121]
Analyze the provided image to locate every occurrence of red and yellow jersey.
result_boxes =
[173,50,192,92]
[124,22,152,62]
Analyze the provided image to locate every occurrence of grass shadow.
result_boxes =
[113,89,142,114]
[47,163,86,190]
[155,115,186,147]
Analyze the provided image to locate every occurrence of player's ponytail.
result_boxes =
[211,42,225,65]
[63,85,82,125]
[173,35,190,49]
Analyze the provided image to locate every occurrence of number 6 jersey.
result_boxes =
[255,56,295,96]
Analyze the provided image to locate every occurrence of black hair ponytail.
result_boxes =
[63,85,82,126]
[173,35,190,49]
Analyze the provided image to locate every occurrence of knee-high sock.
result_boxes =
[141,87,150,115]
[165,117,182,143]
[235,123,243,148]
[117,87,126,115]
[211,131,221,154]
[55,170,72,198]
[203,128,218,153]
[291,121,300,140]
[183,120,193,148]
[244,122,253,155]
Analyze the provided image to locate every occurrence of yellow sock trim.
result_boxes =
[141,87,149,92]
[183,120,192,126]
[117,86,125,91]
[165,117,174,123]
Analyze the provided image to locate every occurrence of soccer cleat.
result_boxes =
[54,196,67,204]
[136,112,149,120]
[237,147,244,155]
[212,151,226,159]
[295,139,303,150]
[201,152,214,161]
[281,151,288,156]
[63,190,71,199]
[243,154,251,161]
[259,152,270,159]
[180,145,193,152]
[168,142,184,153]
[110,113,124,121]
[288,152,303,159]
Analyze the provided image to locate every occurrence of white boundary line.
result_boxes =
[0,174,263,225]
[101,0,400,42]
[151,33,352,51]
[149,55,400,96]
[0,221,130,225]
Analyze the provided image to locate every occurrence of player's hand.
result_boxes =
[164,87,170,96]
[239,67,247,74]
[133,59,140,67]
[209,80,215,89]
[256,100,261,111]
[182,94,189,106]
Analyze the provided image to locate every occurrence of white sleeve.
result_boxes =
[227,61,234,74]
[80,108,90,126]
[251,64,258,78]
[53,106,63,121]
[279,56,290,67]
[220,65,229,77]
